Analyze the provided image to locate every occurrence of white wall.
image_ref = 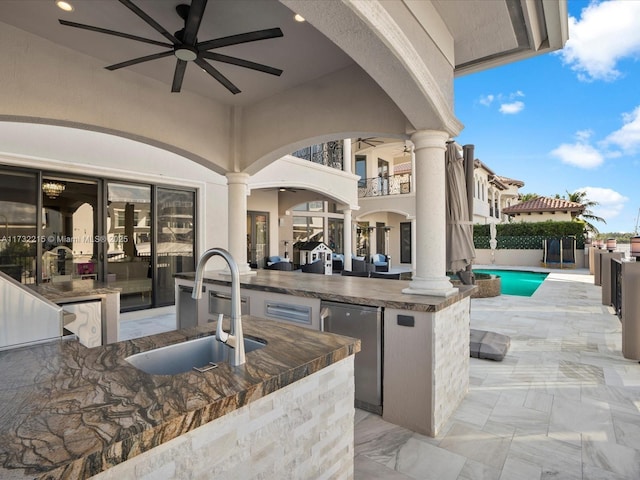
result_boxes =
[474,248,586,268]
[508,212,574,223]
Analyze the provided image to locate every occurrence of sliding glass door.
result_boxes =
[0,170,38,283]
[106,183,152,310]
[155,187,195,306]
[42,177,100,283]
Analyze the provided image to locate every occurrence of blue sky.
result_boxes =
[454,0,640,234]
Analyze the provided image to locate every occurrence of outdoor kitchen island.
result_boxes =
[176,269,475,437]
[0,316,359,479]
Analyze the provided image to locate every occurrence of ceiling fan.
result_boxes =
[59,0,284,94]
[353,137,384,150]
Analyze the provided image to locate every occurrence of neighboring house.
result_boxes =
[473,159,524,225]
[0,1,568,308]
[502,196,585,223]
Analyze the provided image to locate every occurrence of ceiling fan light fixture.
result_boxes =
[174,46,197,62]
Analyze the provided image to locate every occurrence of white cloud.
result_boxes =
[558,0,640,82]
[479,94,494,106]
[575,129,594,142]
[550,142,604,168]
[604,105,640,153]
[574,186,629,220]
[499,101,525,114]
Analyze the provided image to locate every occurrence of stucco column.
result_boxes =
[343,208,353,270]
[343,139,352,174]
[226,172,254,275]
[403,130,457,297]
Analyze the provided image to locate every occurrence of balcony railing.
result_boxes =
[291,141,343,170]
[358,174,412,198]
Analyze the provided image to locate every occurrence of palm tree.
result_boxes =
[565,190,606,234]
[518,192,539,202]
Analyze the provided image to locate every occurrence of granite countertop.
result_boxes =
[28,280,120,302]
[0,317,359,479]
[175,270,475,312]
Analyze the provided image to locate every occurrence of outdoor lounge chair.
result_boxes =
[371,253,389,272]
[265,261,293,271]
[332,253,344,272]
[351,257,368,273]
[301,259,324,274]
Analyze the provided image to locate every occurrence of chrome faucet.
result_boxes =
[192,248,245,366]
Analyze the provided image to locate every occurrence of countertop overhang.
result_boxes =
[0,317,359,479]
[175,270,475,312]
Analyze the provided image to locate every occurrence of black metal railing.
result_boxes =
[0,254,36,284]
[291,141,343,170]
[358,174,412,198]
[612,258,622,319]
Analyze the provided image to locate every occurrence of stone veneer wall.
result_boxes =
[432,296,470,434]
[92,357,355,480]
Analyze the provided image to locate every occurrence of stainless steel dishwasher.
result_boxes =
[320,300,382,414]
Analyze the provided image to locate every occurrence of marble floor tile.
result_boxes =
[611,409,640,451]
[508,433,582,476]
[354,414,414,465]
[582,433,640,478]
[457,458,501,480]
[354,455,413,480]
[438,422,512,469]
[498,456,541,480]
[394,437,466,480]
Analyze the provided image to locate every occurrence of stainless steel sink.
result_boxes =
[125,335,266,375]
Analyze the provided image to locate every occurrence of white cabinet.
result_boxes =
[63,301,102,348]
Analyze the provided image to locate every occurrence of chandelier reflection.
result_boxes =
[42,181,66,199]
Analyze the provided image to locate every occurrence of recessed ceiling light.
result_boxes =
[294,14,305,22]
[56,1,74,12]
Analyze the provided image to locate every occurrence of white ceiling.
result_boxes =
[0,0,355,106]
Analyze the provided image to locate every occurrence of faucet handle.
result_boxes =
[215,313,229,343]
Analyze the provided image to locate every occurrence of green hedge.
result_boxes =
[473,221,586,250]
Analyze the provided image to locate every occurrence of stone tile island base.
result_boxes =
[92,356,355,480]
[383,297,470,436]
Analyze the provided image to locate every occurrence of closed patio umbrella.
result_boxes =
[446,142,476,278]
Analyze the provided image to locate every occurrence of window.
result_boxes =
[400,222,412,264]
[355,155,367,188]
[293,216,323,243]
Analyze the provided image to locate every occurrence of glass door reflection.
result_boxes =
[42,177,99,283]
[107,182,151,310]
[155,187,195,306]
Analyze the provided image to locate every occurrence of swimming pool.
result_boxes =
[473,269,548,297]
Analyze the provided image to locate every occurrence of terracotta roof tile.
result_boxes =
[503,196,585,214]
[393,162,412,174]
[495,175,524,187]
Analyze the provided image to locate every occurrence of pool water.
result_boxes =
[473,269,548,297]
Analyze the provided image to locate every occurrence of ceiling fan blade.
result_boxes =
[171,60,188,92]
[106,50,174,70]
[197,28,283,51]
[118,0,179,44]
[200,52,282,76]
[181,0,208,46]
[194,57,241,94]
[59,19,172,48]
